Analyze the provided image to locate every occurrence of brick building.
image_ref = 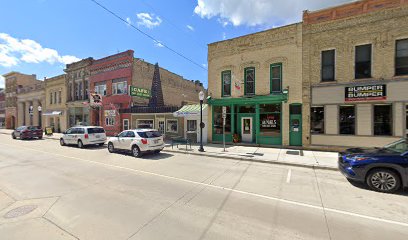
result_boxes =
[303,0,408,148]
[207,23,303,146]
[3,72,40,129]
[64,58,93,127]
[0,89,5,128]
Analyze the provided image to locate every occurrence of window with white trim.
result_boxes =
[95,84,106,96]
[166,119,178,133]
[105,116,115,126]
[187,120,197,132]
[112,81,127,95]
[137,119,154,129]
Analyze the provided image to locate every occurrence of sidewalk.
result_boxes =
[0,129,339,171]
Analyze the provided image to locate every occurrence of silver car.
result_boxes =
[60,126,107,148]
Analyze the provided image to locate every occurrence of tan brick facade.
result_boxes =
[303,0,408,147]
[207,23,304,146]
[44,75,67,132]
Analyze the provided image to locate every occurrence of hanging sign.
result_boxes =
[345,84,387,102]
[129,86,151,98]
[104,110,116,117]
[222,106,227,119]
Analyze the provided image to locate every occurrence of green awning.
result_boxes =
[173,104,208,117]
[208,94,288,106]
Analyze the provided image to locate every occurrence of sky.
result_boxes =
[0,0,355,89]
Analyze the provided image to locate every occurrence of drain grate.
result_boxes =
[4,205,38,219]
[286,150,300,156]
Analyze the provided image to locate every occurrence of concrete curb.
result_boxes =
[0,131,337,171]
[162,148,338,171]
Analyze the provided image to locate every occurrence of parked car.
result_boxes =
[12,126,43,140]
[107,129,165,157]
[339,138,408,193]
[60,126,107,148]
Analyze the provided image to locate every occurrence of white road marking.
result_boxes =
[2,142,408,228]
[286,169,292,184]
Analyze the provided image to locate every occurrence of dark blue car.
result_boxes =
[339,138,408,193]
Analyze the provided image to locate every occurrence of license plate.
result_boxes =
[95,135,100,138]
[154,140,159,144]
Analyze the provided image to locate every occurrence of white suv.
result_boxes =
[107,129,165,157]
[60,126,107,148]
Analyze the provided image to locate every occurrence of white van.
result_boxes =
[60,126,107,148]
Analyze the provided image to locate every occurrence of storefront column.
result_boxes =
[17,102,24,127]
[231,104,235,138]
[325,105,339,134]
[357,104,372,136]
[33,100,39,126]
[255,104,260,144]
[394,102,404,137]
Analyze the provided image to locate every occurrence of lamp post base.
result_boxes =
[198,146,205,152]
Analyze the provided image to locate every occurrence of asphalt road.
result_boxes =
[0,134,407,240]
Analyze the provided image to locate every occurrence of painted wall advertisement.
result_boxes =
[345,84,387,102]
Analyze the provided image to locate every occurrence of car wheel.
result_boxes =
[77,140,84,149]
[60,138,65,146]
[108,142,115,153]
[38,136,43,140]
[154,150,161,154]
[132,145,142,158]
[12,134,16,139]
[367,169,401,193]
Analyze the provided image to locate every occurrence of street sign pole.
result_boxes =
[222,106,226,152]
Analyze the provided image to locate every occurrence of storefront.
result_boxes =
[310,81,408,148]
[208,94,293,146]
[68,107,89,127]
[130,113,183,140]
[173,104,208,143]
[43,110,66,133]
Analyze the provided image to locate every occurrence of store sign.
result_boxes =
[261,115,278,128]
[345,84,387,102]
[104,110,116,117]
[129,86,151,98]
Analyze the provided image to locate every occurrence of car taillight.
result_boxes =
[22,130,29,133]
[84,134,89,139]
[141,139,148,144]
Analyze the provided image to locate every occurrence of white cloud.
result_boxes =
[0,33,80,67]
[0,75,5,88]
[222,32,227,40]
[202,63,207,68]
[154,40,164,48]
[194,0,356,27]
[187,25,195,31]
[126,17,132,26]
[136,13,162,29]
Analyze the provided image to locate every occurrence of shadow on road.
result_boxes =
[109,150,174,160]
[347,179,408,196]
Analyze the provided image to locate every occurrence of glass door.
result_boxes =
[157,118,165,135]
[241,117,253,143]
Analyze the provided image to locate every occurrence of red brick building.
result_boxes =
[89,50,134,136]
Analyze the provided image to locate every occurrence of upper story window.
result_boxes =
[95,83,106,96]
[270,63,282,93]
[58,90,62,104]
[221,70,231,97]
[321,50,335,81]
[54,92,57,104]
[112,80,128,95]
[396,39,408,76]
[355,44,372,79]
[85,81,89,100]
[49,92,53,104]
[244,67,255,96]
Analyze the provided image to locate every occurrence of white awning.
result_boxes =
[42,111,62,116]
[173,104,208,117]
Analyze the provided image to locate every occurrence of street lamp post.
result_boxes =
[29,105,33,125]
[38,106,42,128]
[198,91,205,152]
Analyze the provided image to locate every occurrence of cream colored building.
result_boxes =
[303,0,408,148]
[16,82,45,128]
[207,23,304,146]
[44,75,67,132]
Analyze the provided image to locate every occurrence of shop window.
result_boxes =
[244,67,255,96]
[50,92,53,104]
[54,92,57,104]
[213,106,231,134]
[259,104,281,137]
[355,44,372,79]
[187,120,197,132]
[123,119,129,130]
[270,63,282,93]
[396,39,408,76]
[238,105,255,113]
[58,91,62,104]
[339,106,355,135]
[311,107,324,134]
[112,81,128,95]
[321,50,335,81]
[374,105,392,136]
[166,120,178,133]
[105,117,115,126]
[222,71,231,97]
[137,119,154,129]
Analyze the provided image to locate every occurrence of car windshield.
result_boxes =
[384,139,408,154]
[88,128,105,134]
[137,131,162,138]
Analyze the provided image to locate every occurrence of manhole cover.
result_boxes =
[286,150,300,155]
[4,205,38,219]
